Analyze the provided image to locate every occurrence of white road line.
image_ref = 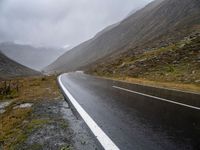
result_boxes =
[113,86,200,111]
[58,75,120,150]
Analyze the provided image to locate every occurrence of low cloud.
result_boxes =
[0,0,152,47]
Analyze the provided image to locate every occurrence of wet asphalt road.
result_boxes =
[59,72,200,150]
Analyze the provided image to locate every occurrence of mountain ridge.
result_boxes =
[0,42,66,71]
[0,51,40,80]
[44,0,200,73]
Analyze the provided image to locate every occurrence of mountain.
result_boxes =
[87,32,200,85]
[44,0,200,73]
[0,42,66,71]
[0,51,40,80]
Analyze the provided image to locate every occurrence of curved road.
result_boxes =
[58,72,200,150]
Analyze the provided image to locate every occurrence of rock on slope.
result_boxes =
[44,0,200,73]
[0,51,40,80]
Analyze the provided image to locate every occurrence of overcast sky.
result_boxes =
[0,0,153,48]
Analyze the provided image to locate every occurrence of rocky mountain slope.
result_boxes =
[0,42,66,71]
[88,32,200,86]
[44,0,200,73]
[0,51,40,80]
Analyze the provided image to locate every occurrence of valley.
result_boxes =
[1,0,200,149]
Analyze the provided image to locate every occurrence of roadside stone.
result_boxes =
[172,60,179,64]
[13,103,33,109]
[195,80,200,83]
[119,62,126,68]
[0,109,6,114]
[129,65,136,69]
[0,100,13,114]
[192,71,196,74]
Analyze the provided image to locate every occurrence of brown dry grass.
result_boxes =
[16,75,62,102]
[0,108,32,149]
[100,76,200,94]
[0,75,62,149]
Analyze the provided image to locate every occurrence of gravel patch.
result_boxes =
[16,98,101,150]
[61,101,102,150]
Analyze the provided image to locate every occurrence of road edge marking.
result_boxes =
[58,75,120,150]
[113,86,200,110]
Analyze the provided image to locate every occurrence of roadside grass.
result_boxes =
[89,34,200,93]
[27,119,52,133]
[93,62,200,94]
[139,63,200,83]
[0,107,32,149]
[0,75,63,150]
[0,89,18,100]
[0,75,62,102]
[17,76,62,102]
[108,76,200,94]
[92,63,200,93]
[0,81,20,101]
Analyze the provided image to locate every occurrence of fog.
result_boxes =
[0,0,153,48]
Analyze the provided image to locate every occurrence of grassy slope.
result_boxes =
[87,33,200,93]
[0,76,64,150]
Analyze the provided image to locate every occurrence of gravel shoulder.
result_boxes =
[19,99,100,150]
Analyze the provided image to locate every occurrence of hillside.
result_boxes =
[87,32,200,89]
[44,0,200,73]
[0,42,66,71]
[0,51,40,80]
